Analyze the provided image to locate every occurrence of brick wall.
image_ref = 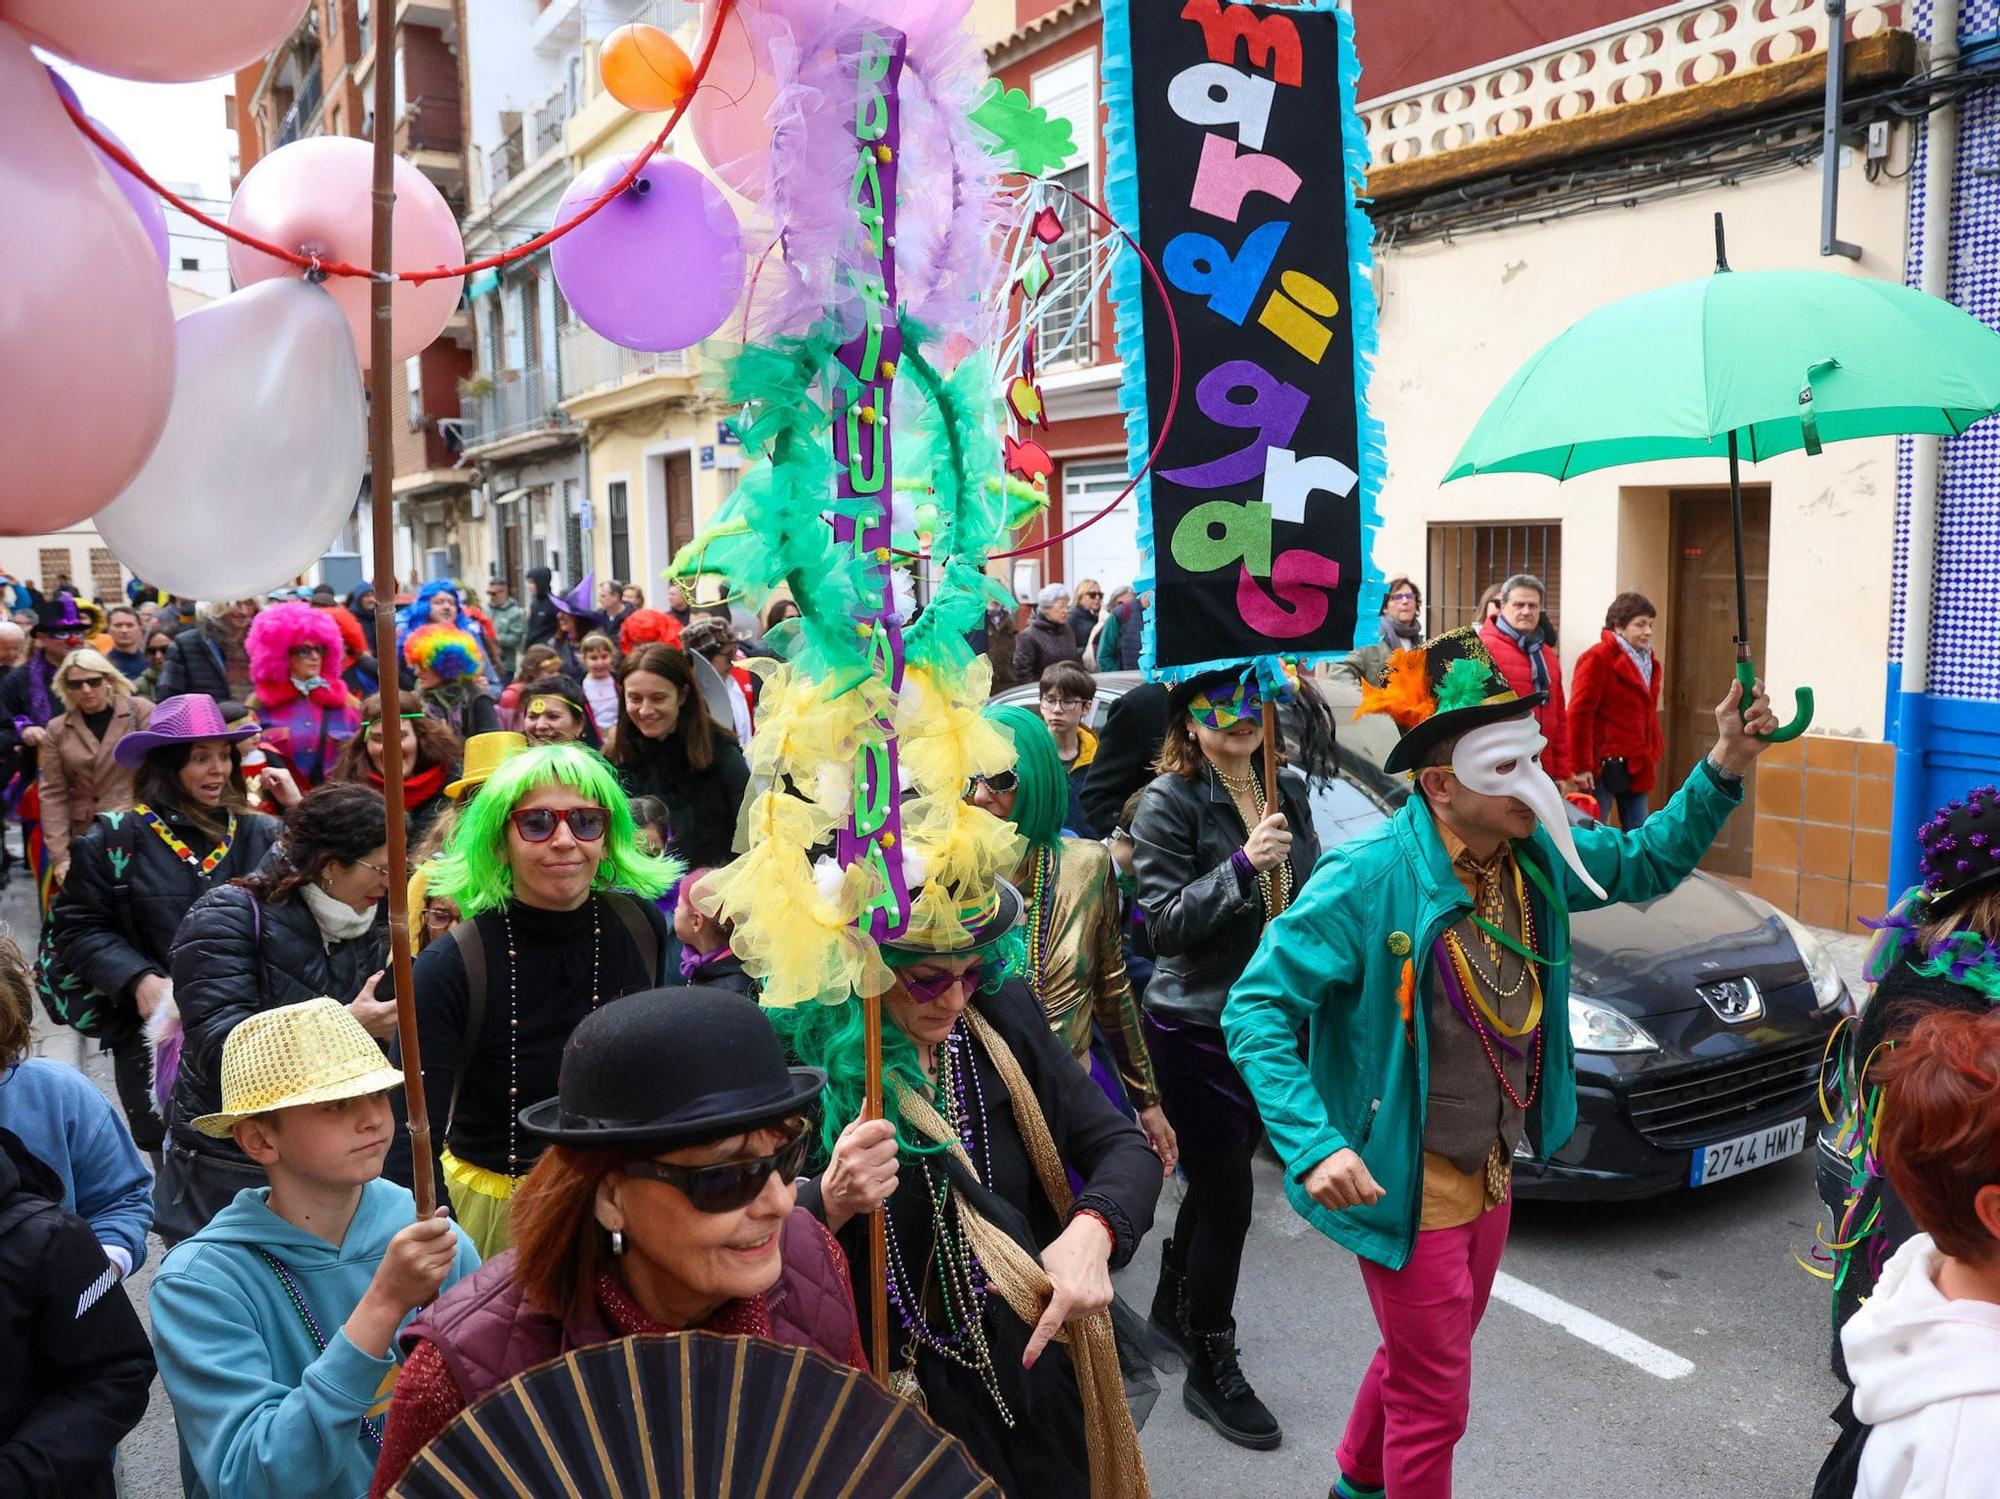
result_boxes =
[1750,737,1897,931]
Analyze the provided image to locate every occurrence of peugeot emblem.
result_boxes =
[1696,976,1764,1024]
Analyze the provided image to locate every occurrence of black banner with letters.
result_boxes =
[1106,0,1379,676]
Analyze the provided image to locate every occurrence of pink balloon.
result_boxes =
[0,22,174,532]
[226,137,465,371]
[688,0,779,200]
[0,0,310,83]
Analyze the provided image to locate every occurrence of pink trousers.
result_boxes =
[1334,1197,1512,1498]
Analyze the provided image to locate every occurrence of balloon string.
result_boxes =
[888,176,1182,566]
[56,0,736,285]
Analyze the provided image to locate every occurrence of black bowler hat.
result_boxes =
[518,988,825,1149]
[1915,783,2000,916]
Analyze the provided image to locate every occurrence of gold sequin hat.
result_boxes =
[192,997,405,1137]
[444,729,528,800]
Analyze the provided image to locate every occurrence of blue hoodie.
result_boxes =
[151,1177,478,1499]
[0,1058,152,1274]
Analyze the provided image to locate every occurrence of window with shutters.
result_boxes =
[90,548,123,602]
[608,480,631,581]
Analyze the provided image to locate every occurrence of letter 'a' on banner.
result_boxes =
[1102,0,1385,681]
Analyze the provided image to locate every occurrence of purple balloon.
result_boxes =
[43,64,170,273]
[551,156,743,353]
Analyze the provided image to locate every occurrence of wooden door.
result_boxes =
[666,453,695,555]
[1665,485,1768,877]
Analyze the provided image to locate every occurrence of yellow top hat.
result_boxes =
[444,730,527,800]
[192,997,405,1138]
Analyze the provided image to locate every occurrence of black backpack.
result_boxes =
[34,811,140,1039]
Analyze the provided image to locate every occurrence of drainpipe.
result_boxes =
[1890,0,1960,895]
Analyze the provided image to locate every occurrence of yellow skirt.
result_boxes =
[440,1150,520,1260]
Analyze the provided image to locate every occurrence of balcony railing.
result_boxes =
[461,366,570,449]
[558,323,694,400]
[274,66,325,149]
[400,92,463,155]
[488,125,526,198]
[531,89,573,160]
[1361,0,1906,169]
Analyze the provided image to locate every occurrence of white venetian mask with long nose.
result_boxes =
[1449,713,1607,899]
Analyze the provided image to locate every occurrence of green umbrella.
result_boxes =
[1445,216,2000,742]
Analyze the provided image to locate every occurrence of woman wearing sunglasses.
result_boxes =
[371,988,863,1495]
[1129,666,1322,1452]
[36,648,152,888]
[972,706,1175,1175]
[157,782,395,1244]
[398,744,678,1257]
[773,866,1162,1497]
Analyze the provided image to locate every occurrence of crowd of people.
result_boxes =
[0,567,1991,1499]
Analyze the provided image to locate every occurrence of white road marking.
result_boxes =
[1490,1272,1696,1380]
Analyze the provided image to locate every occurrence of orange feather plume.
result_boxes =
[1355,649,1437,730]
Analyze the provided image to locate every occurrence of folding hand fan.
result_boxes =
[389,1331,996,1498]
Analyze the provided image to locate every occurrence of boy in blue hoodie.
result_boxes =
[151,997,478,1499]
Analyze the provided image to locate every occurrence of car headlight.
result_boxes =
[1776,910,1846,1011]
[1568,994,1660,1053]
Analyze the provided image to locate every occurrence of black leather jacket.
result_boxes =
[1130,760,1319,1027]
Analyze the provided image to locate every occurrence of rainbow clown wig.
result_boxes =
[403,623,485,682]
[423,743,681,917]
[246,601,347,685]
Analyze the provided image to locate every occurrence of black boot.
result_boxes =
[1183,1322,1281,1450]
[1149,1236,1194,1358]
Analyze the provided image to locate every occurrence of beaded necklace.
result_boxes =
[499,898,601,1178]
[1213,764,1291,918]
[1022,845,1060,1017]
[882,1017,1013,1426]
[256,1248,384,1449]
[133,803,237,876]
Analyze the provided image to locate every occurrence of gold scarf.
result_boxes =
[891,1008,1151,1499]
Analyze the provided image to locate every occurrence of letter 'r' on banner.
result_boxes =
[1190,133,1302,222]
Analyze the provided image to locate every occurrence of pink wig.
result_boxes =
[247,601,346,684]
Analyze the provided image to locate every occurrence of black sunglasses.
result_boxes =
[965,769,1019,798]
[508,806,609,842]
[621,1125,810,1213]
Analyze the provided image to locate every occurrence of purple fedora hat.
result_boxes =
[114,693,261,769]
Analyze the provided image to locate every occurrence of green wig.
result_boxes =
[424,743,681,916]
[768,927,1025,1160]
[980,704,1066,855]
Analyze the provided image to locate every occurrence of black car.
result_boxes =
[998,670,1854,1201]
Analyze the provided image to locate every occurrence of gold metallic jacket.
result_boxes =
[1028,838,1160,1110]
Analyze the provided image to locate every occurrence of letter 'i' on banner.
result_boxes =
[829,28,911,941]
[1102,0,1386,679]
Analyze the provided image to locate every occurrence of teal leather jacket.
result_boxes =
[1220,760,1741,1270]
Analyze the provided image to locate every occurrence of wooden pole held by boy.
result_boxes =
[366,7,435,1218]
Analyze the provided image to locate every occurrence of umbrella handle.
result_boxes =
[1736,659,1814,744]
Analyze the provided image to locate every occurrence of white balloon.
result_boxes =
[95,280,365,599]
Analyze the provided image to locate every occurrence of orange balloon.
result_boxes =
[600,24,694,113]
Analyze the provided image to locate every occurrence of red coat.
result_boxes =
[1567,630,1666,792]
[1479,619,1573,781]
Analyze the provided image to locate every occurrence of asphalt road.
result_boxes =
[14,863,1862,1499]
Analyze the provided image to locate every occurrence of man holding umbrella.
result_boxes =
[1221,628,1776,1498]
